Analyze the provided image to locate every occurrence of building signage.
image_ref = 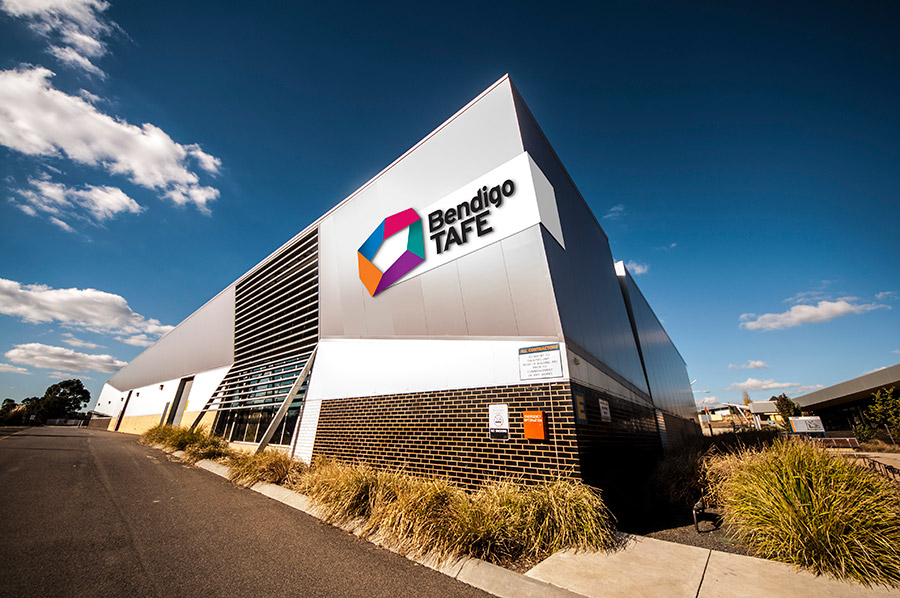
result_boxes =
[789,416,825,434]
[598,398,612,423]
[356,152,564,297]
[489,403,509,440]
[523,410,546,440]
[574,392,588,424]
[518,343,563,380]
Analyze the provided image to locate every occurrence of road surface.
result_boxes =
[0,427,491,598]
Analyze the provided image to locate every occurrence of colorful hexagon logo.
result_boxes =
[358,208,425,297]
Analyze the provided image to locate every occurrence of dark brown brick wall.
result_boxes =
[312,382,580,489]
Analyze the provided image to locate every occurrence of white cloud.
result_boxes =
[625,260,648,275]
[0,0,116,76]
[0,363,30,374]
[728,360,769,370]
[602,204,625,220]
[48,370,91,380]
[115,333,154,347]
[740,299,889,331]
[695,396,720,408]
[14,176,144,228]
[0,277,174,342]
[893,349,900,355]
[726,378,801,392]
[6,342,125,373]
[865,366,889,375]
[0,66,221,212]
[876,291,897,301]
[49,45,105,77]
[61,332,100,348]
[49,216,74,232]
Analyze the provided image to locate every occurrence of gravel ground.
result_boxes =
[644,508,753,556]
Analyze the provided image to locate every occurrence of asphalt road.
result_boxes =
[0,427,492,598]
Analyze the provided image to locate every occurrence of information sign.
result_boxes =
[489,404,509,441]
[518,344,563,380]
[789,416,825,434]
[598,398,612,423]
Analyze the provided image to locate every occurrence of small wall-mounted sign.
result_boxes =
[598,398,612,423]
[518,344,563,380]
[523,411,546,440]
[489,403,509,440]
[574,392,588,424]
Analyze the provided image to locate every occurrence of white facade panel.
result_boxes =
[306,338,569,402]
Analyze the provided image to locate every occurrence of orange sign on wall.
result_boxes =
[523,410,546,440]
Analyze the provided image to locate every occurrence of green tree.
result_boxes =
[770,393,801,431]
[21,380,91,424]
[1,398,15,415]
[863,386,899,445]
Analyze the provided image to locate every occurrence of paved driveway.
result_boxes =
[0,427,491,598]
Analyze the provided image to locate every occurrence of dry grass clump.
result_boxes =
[140,423,177,446]
[228,449,306,487]
[293,458,618,565]
[704,439,900,586]
[182,433,231,463]
[861,439,900,454]
[141,424,233,462]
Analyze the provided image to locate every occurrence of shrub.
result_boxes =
[293,458,380,522]
[165,426,212,451]
[228,449,306,487]
[854,420,876,443]
[141,423,177,446]
[183,433,232,463]
[704,439,900,586]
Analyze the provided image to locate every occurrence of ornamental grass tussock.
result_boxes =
[294,458,618,565]
[141,424,232,462]
[704,439,900,587]
[227,449,306,487]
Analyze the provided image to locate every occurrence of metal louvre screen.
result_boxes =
[212,228,318,424]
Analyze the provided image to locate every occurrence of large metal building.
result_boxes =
[98,76,698,495]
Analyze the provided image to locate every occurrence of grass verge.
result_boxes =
[704,439,900,587]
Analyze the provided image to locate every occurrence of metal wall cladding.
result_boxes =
[622,272,696,421]
[511,87,650,396]
[106,285,236,391]
[319,78,562,340]
[325,225,561,338]
[212,228,318,414]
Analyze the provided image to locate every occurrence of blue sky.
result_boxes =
[1,0,898,412]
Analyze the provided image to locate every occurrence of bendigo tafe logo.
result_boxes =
[357,208,425,297]
[358,177,517,297]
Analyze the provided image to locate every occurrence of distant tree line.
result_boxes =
[0,379,91,426]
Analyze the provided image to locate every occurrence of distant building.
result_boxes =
[98,76,698,495]
[795,363,900,432]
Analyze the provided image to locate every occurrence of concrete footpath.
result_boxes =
[184,453,900,598]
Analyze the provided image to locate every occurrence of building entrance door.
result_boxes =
[166,377,194,427]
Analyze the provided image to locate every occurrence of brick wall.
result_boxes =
[312,381,580,489]
[569,381,664,528]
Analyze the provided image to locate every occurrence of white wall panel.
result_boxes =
[307,338,569,401]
